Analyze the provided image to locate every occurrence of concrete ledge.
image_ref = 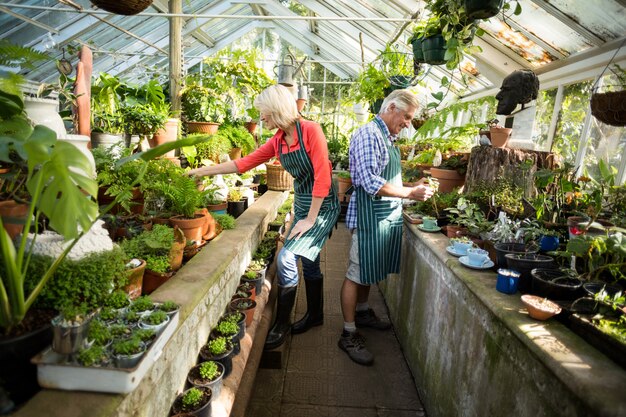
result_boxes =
[14,191,289,417]
[380,221,626,417]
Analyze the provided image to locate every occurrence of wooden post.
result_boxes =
[169,0,182,114]
[464,146,556,198]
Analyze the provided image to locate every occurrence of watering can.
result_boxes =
[274,54,307,87]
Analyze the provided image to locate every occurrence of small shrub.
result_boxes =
[142,310,168,325]
[104,290,130,310]
[87,320,112,346]
[158,300,179,313]
[213,213,236,230]
[133,328,156,343]
[77,345,108,367]
[112,336,143,356]
[182,387,204,409]
[130,295,154,313]
[208,336,228,355]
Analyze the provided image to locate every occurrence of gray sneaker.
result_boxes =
[338,331,374,365]
[355,308,391,330]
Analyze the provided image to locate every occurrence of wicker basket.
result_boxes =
[266,163,293,191]
[590,90,626,127]
[90,0,153,15]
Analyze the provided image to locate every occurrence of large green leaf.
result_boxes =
[26,138,98,239]
[115,135,211,168]
[0,90,24,119]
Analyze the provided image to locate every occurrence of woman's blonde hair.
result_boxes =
[253,84,299,131]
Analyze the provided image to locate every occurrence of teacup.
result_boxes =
[422,217,438,230]
[451,239,473,255]
[466,248,490,267]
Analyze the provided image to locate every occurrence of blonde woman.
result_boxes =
[188,85,339,350]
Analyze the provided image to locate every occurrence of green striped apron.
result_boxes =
[279,121,340,261]
[356,118,403,284]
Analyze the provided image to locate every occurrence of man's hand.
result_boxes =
[288,218,315,240]
[409,178,435,201]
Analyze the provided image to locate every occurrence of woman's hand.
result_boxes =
[186,167,207,177]
[288,218,315,240]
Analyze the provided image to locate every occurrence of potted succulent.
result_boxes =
[171,386,212,417]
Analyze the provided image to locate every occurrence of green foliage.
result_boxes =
[159,300,179,313]
[96,145,147,214]
[323,122,350,169]
[466,179,524,217]
[223,311,244,325]
[133,328,156,343]
[213,213,236,230]
[109,323,132,338]
[24,247,127,313]
[416,96,496,137]
[246,260,267,272]
[348,63,389,105]
[439,154,469,175]
[562,233,626,283]
[0,40,49,70]
[99,307,119,322]
[198,361,220,381]
[77,345,108,367]
[142,310,168,325]
[124,310,141,325]
[130,295,154,313]
[445,197,493,235]
[148,170,204,218]
[104,290,131,309]
[112,336,144,356]
[243,270,258,280]
[91,72,125,134]
[181,84,227,124]
[208,336,229,355]
[218,123,256,154]
[120,224,175,260]
[145,255,170,273]
[215,320,238,336]
[182,387,204,409]
[87,319,112,346]
[190,133,232,163]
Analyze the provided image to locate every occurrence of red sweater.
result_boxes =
[234,120,333,198]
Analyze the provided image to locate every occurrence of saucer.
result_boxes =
[459,256,494,270]
[417,225,441,233]
[446,246,466,257]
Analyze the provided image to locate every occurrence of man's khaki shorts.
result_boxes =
[346,230,366,285]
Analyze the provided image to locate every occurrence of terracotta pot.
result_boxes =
[169,227,186,271]
[124,259,146,300]
[296,98,306,112]
[490,126,512,148]
[229,147,242,160]
[206,202,228,214]
[229,298,257,327]
[336,176,352,202]
[142,269,174,295]
[169,213,206,242]
[186,121,219,134]
[244,121,257,134]
[430,167,465,193]
[149,118,179,157]
[0,200,30,240]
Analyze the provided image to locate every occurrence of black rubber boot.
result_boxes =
[264,285,297,350]
[291,277,323,334]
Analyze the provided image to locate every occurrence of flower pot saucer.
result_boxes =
[445,246,467,257]
[459,256,494,270]
[417,225,441,233]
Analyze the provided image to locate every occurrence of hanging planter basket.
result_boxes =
[590,89,626,127]
[90,0,153,15]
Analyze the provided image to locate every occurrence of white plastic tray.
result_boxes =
[32,311,179,394]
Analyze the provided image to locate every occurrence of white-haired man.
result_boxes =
[339,89,434,365]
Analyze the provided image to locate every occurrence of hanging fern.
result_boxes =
[0,40,49,69]
[415,96,497,139]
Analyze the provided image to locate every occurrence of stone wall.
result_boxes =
[380,222,626,417]
[14,191,289,417]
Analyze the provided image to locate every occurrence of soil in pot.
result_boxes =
[530,268,584,301]
[494,242,538,268]
[171,386,212,417]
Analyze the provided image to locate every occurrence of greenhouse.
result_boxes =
[0,0,625,416]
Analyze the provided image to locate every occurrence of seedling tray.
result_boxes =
[32,311,179,394]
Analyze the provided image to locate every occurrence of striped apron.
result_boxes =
[280,121,340,261]
[356,118,403,284]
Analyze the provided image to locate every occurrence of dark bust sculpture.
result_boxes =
[495,69,540,115]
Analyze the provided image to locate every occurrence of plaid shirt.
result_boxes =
[345,116,398,229]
